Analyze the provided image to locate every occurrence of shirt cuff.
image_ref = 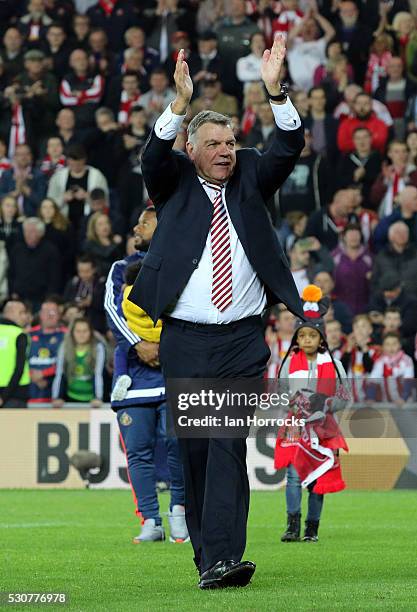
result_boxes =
[154,102,186,140]
[270,97,301,131]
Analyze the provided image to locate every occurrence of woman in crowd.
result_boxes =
[240,81,267,137]
[314,39,353,87]
[364,33,393,94]
[392,11,415,65]
[0,195,22,255]
[38,197,74,282]
[83,212,124,277]
[332,224,373,316]
[52,317,106,408]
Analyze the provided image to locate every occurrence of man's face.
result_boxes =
[340,1,358,27]
[25,58,43,77]
[353,318,372,340]
[401,187,417,212]
[387,57,403,80]
[314,272,333,296]
[70,50,88,73]
[39,302,60,329]
[126,28,144,49]
[23,224,41,248]
[14,146,32,168]
[389,224,409,249]
[126,49,144,70]
[150,73,168,94]
[96,113,113,131]
[202,80,219,100]
[383,287,401,302]
[353,129,371,154]
[74,16,89,35]
[89,31,106,52]
[291,244,310,269]
[57,109,75,130]
[77,262,95,282]
[384,312,401,331]
[354,95,372,119]
[198,38,217,56]
[29,0,44,15]
[6,302,28,328]
[230,0,246,19]
[130,110,147,129]
[4,29,22,53]
[389,143,407,166]
[123,75,139,96]
[309,89,326,113]
[133,211,157,249]
[47,26,65,47]
[186,123,236,185]
[68,157,86,174]
[325,321,342,345]
[302,18,319,41]
[278,310,295,335]
[333,190,356,216]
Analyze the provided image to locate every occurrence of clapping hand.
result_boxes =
[261,35,286,97]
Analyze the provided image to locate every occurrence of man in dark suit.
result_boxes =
[129,37,304,589]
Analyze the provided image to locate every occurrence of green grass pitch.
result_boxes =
[1,490,417,611]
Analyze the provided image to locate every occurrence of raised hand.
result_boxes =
[172,48,193,114]
[261,34,286,96]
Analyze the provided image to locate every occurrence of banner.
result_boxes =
[0,408,415,489]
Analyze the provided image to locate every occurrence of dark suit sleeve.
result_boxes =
[255,125,304,202]
[140,130,182,209]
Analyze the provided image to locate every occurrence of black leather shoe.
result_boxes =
[198,560,256,589]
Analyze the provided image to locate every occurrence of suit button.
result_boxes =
[192,258,198,265]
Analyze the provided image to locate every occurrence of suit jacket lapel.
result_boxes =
[225,169,250,255]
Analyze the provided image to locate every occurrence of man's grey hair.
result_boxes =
[95,106,115,121]
[23,217,45,236]
[388,220,409,240]
[187,111,232,145]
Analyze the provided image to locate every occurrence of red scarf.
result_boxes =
[241,106,257,136]
[9,103,26,159]
[118,90,141,125]
[274,349,348,494]
[99,0,116,16]
[40,155,66,177]
[288,349,336,396]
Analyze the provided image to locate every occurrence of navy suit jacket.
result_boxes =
[129,121,305,322]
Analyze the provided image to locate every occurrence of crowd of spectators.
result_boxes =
[0,0,417,407]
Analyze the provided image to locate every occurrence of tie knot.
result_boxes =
[203,181,223,193]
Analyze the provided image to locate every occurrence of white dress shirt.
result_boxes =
[153,98,301,324]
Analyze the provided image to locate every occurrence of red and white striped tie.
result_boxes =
[205,182,233,312]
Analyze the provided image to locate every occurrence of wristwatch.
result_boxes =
[268,82,288,102]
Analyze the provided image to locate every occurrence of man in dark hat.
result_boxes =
[15,48,60,145]
[188,30,224,97]
[368,272,417,351]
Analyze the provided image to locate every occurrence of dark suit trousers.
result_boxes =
[159,316,270,573]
